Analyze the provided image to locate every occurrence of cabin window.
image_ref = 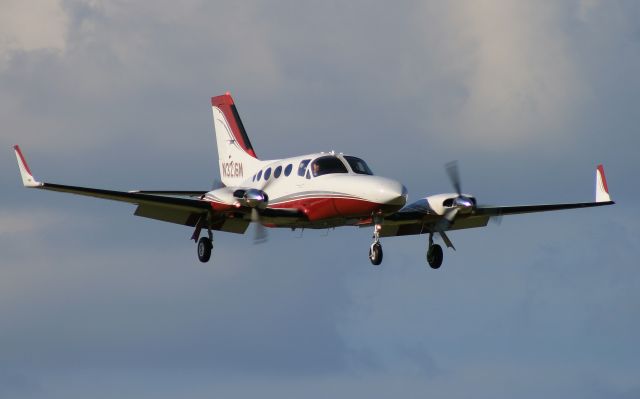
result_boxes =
[256,170,263,181]
[274,165,282,178]
[284,164,293,176]
[298,159,311,177]
[310,156,348,177]
[344,156,373,175]
[264,167,272,180]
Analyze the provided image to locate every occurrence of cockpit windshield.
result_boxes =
[344,156,373,175]
[311,156,349,177]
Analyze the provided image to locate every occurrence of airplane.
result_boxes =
[13,92,615,268]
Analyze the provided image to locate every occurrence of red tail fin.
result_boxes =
[211,93,257,158]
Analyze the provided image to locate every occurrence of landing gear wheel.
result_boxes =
[427,244,443,269]
[197,237,213,263]
[369,242,383,266]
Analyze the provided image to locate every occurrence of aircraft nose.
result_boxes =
[376,179,408,207]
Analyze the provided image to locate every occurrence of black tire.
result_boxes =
[369,243,383,266]
[427,244,443,269]
[197,237,213,263]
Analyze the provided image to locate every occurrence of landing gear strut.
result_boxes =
[426,233,443,269]
[369,221,383,266]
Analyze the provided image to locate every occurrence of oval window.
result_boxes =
[264,167,272,180]
[274,165,282,178]
[298,159,311,176]
[284,164,293,176]
[256,170,263,181]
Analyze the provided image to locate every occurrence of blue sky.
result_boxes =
[1,1,639,398]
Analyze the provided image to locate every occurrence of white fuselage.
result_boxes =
[206,152,408,227]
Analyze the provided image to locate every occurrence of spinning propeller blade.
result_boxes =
[436,207,459,231]
[445,160,462,195]
[438,161,477,230]
[251,208,268,244]
[249,174,278,244]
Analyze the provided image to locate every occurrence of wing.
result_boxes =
[130,190,208,197]
[13,145,248,232]
[381,165,614,237]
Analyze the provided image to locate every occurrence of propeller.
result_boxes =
[484,207,503,225]
[234,188,269,244]
[438,161,475,231]
[236,174,277,244]
[446,161,462,196]
[443,161,502,227]
[444,161,502,229]
[215,176,271,243]
[435,207,459,232]
[251,208,268,244]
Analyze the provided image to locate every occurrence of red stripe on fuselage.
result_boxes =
[211,94,257,158]
[270,196,402,221]
[204,195,403,222]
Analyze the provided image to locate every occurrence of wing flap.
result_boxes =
[380,215,490,237]
[134,205,203,226]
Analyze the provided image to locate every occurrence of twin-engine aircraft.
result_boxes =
[14,93,614,268]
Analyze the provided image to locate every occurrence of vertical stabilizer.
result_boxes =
[211,93,262,186]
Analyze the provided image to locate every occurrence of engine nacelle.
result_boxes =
[234,188,268,209]
[425,193,476,215]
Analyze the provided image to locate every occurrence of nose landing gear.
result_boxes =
[368,222,383,266]
[369,241,383,265]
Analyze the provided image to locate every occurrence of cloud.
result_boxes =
[0,208,63,236]
[414,2,592,149]
[0,0,68,69]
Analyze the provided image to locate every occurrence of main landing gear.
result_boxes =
[197,236,213,263]
[192,215,213,263]
[426,233,443,269]
[366,223,447,269]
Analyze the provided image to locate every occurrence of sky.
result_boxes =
[1,0,639,397]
